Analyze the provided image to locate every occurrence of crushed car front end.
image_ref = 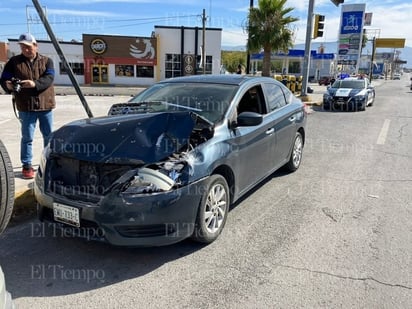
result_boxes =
[35,170,207,246]
[34,111,214,246]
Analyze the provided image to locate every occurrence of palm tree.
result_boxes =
[247,0,298,77]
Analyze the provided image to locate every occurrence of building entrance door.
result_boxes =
[92,65,109,84]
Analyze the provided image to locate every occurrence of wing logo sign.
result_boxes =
[130,39,155,59]
[344,14,359,31]
[341,11,363,34]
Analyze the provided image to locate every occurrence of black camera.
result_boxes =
[11,78,22,93]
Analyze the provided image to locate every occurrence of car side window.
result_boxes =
[237,86,267,115]
[263,83,287,112]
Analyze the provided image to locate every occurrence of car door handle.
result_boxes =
[289,116,296,122]
[266,128,275,135]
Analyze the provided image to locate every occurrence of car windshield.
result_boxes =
[332,79,365,89]
[129,82,238,123]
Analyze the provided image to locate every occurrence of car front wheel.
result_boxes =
[285,132,303,172]
[191,175,229,244]
[0,140,15,234]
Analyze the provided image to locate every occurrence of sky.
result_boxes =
[1,0,411,49]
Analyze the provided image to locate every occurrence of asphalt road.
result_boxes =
[0,77,411,308]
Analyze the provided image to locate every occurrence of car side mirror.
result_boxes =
[235,111,263,127]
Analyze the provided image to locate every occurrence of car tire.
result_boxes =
[285,132,303,172]
[359,103,366,111]
[369,93,375,106]
[191,174,229,244]
[0,140,15,234]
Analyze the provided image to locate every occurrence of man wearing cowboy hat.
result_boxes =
[0,33,56,179]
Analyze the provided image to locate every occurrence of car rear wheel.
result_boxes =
[285,132,303,172]
[191,175,229,244]
[0,140,15,234]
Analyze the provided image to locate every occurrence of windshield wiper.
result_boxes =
[160,101,202,112]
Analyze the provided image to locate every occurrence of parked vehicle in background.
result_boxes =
[318,76,334,86]
[35,75,307,247]
[393,73,401,80]
[323,77,375,111]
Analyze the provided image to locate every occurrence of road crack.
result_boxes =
[321,207,342,222]
[398,123,409,141]
[276,264,412,291]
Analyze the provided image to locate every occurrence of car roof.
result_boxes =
[157,74,277,86]
[342,77,365,81]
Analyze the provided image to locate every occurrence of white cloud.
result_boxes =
[221,28,247,47]
[47,8,122,17]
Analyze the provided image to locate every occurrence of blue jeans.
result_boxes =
[19,110,53,167]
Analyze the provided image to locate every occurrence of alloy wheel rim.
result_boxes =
[292,136,302,167]
[204,183,227,234]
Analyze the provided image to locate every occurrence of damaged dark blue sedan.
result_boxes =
[34,75,307,246]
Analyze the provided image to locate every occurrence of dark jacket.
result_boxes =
[0,53,56,112]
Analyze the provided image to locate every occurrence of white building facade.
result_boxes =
[5,25,222,86]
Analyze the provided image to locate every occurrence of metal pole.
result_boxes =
[246,0,254,74]
[369,37,376,81]
[202,9,206,74]
[31,0,94,118]
[301,0,315,97]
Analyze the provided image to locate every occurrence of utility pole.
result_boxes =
[246,0,254,74]
[368,37,376,81]
[202,9,206,74]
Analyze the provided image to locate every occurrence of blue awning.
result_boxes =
[251,49,334,60]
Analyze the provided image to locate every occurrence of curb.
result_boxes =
[304,101,323,106]
[10,188,37,227]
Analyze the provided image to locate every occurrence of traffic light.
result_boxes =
[313,14,325,39]
[330,0,344,7]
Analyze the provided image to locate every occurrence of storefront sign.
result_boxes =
[337,4,366,70]
[83,34,157,66]
[90,38,107,55]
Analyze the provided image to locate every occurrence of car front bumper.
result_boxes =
[323,96,366,110]
[34,176,206,247]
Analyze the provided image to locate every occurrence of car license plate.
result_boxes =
[53,203,80,227]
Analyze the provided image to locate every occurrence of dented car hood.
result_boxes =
[49,112,196,164]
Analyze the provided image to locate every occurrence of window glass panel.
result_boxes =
[137,66,154,78]
[59,62,84,75]
[165,53,182,78]
[115,65,134,77]
[264,83,287,111]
